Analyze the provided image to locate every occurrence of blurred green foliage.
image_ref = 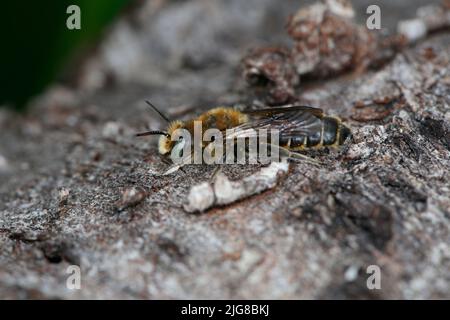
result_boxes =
[0,0,131,110]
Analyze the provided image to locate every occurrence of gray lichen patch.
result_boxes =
[184,161,289,213]
[184,182,215,213]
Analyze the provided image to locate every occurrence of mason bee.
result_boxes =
[136,101,351,174]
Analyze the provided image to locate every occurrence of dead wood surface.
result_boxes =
[0,0,449,299]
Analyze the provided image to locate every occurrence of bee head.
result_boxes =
[136,101,188,157]
[158,121,184,155]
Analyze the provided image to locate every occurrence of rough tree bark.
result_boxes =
[0,0,449,299]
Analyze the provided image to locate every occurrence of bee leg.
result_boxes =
[260,143,320,165]
[160,154,195,175]
[148,167,167,176]
[179,167,187,174]
[161,163,183,175]
[256,142,291,163]
[209,165,222,182]
[161,156,172,166]
[287,152,322,166]
[148,156,185,175]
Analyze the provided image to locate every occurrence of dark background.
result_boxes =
[0,0,129,109]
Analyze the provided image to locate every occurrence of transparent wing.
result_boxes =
[227,105,324,140]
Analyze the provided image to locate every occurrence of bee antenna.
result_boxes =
[145,100,171,123]
[135,130,170,138]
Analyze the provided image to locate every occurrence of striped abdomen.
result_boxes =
[280,116,352,150]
